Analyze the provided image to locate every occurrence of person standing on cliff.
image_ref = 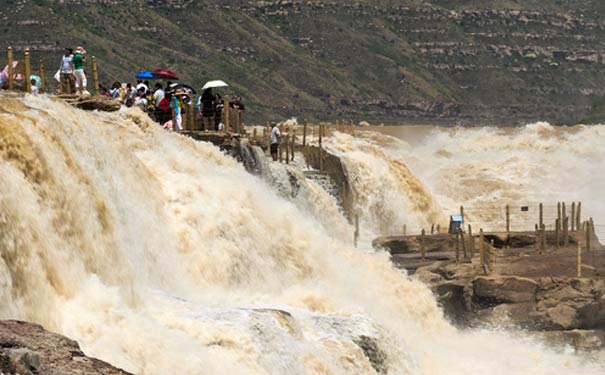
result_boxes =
[59,48,75,94]
[270,122,280,161]
[73,46,89,95]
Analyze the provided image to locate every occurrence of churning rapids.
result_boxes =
[0,95,603,374]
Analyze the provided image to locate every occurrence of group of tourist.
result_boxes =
[53,47,247,132]
[96,80,245,131]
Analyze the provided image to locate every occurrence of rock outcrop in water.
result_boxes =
[377,232,605,352]
[0,320,132,375]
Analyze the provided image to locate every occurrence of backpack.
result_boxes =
[158,98,171,112]
[124,90,135,107]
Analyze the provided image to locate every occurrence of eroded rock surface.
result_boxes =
[0,320,132,375]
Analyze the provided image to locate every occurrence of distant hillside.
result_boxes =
[3,0,605,125]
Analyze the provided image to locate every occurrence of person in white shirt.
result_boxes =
[153,83,165,106]
[269,122,280,161]
[134,87,148,109]
[59,47,75,94]
[30,79,39,95]
[136,79,149,93]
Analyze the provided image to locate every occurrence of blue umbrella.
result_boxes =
[135,70,156,79]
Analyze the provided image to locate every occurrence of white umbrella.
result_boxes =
[202,80,228,90]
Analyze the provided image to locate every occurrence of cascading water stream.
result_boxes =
[331,123,605,238]
[0,95,602,374]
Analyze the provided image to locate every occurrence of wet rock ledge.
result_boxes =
[376,232,605,352]
[0,320,132,375]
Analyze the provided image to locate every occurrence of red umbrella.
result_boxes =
[152,69,179,80]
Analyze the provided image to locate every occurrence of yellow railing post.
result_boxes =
[540,224,545,253]
[459,227,467,259]
[571,202,576,232]
[224,96,230,133]
[238,110,244,135]
[302,119,307,147]
[577,243,582,278]
[39,61,46,93]
[290,132,295,162]
[455,230,460,262]
[319,123,324,172]
[354,213,359,248]
[189,102,195,131]
[489,239,495,275]
[24,48,31,94]
[479,228,485,270]
[539,202,543,229]
[285,134,290,165]
[421,229,426,260]
[8,47,14,91]
[91,56,99,95]
[468,224,474,258]
[576,202,582,232]
[586,220,591,252]
[535,224,540,252]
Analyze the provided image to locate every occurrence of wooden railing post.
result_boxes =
[571,202,576,232]
[540,224,545,253]
[403,224,407,237]
[319,123,324,172]
[460,205,465,226]
[489,239,495,275]
[535,224,540,253]
[479,228,485,270]
[285,134,290,165]
[555,218,560,248]
[459,227,467,259]
[24,48,31,94]
[354,214,359,248]
[455,231,460,262]
[238,110,244,134]
[224,96,230,133]
[468,224,474,258]
[539,202,543,229]
[290,132,295,162]
[7,47,13,91]
[421,229,426,260]
[180,102,188,131]
[557,202,562,237]
[189,102,195,131]
[91,56,99,95]
[586,220,591,252]
[577,243,582,278]
[576,202,582,232]
[39,61,46,93]
[302,119,307,147]
[564,216,569,246]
